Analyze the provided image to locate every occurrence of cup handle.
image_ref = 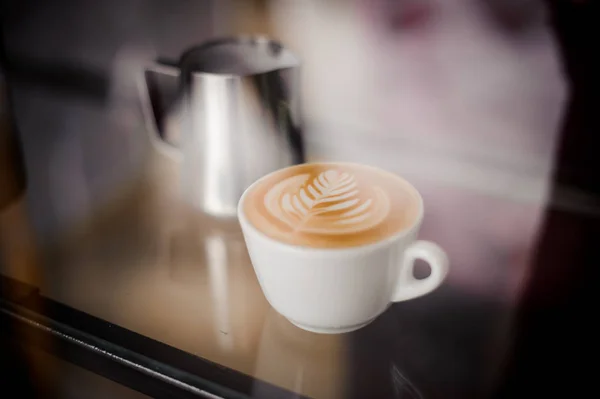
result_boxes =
[392,240,449,302]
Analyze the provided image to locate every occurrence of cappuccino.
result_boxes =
[242,163,421,248]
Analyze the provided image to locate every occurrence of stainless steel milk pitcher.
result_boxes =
[142,37,304,217]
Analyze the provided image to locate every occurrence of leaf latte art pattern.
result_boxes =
[263,170,390,235]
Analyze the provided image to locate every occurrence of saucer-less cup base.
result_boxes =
[288,317,378,334]
[238,168,449,334]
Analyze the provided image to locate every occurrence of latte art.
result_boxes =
[242,163,420,248]
[264,170,390,235]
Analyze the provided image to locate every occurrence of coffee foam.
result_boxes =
[243,163,421,248]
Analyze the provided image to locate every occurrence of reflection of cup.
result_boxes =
[253,309,346,399]
[238,162,449,333]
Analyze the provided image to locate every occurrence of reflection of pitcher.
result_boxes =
[139,37,304,218]
[253,310,347,399]
[162,212,267,359]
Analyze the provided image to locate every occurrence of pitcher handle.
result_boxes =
[137,60,182,160]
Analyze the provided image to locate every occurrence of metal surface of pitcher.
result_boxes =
[142,37,303,218]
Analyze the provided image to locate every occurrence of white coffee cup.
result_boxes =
[238,167,449,334]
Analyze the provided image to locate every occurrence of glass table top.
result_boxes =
[0,154,572,399]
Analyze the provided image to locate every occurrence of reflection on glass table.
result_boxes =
[0,155,525,399]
